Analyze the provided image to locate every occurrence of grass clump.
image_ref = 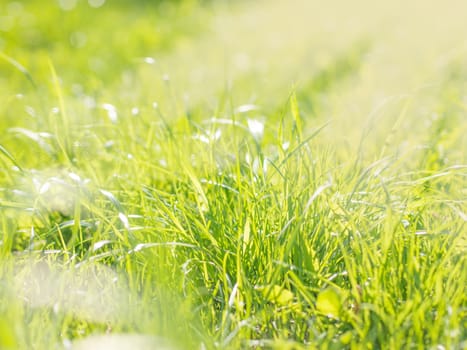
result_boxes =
[1,0,466,349]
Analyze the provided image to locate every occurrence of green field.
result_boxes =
[0,0,466,349]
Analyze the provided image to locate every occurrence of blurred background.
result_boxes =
[1,0,466,166]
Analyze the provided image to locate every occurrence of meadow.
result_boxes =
[0,0,466,349]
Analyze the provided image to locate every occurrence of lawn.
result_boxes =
[0,0,466,349]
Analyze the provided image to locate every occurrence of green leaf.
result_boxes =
[242,218,250,254]
[340,331,353,345]
[316,287,342,318]
[0,51,37,89]
[261,285,295,305]
[290,90,302,140]
[0,144,23,171]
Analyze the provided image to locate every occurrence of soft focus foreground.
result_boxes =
[0,0,466,349]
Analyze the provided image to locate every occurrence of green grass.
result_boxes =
[0,0,466,349]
